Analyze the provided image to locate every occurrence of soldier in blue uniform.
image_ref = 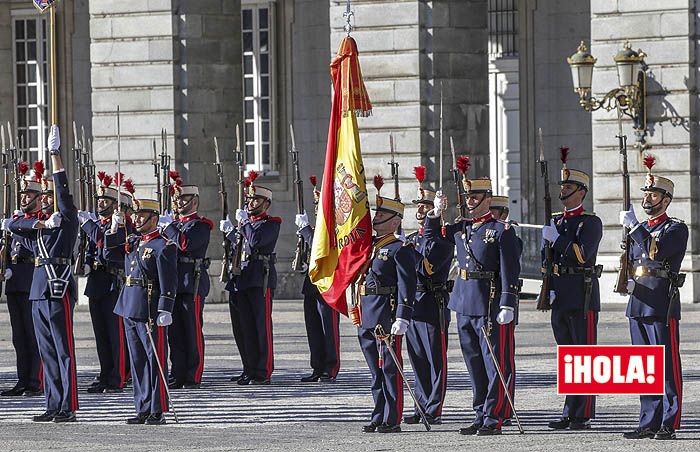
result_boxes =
[295,179,340,383]
[542,153,602,431]
[1,163,42,397]
[402,167,453,425]
[220,173,281,385]
[77,172,130,393]
[2,125,79,422]
[159,178,212,389]
[620,156,686,441]
[109,197,177,425]
[358,182,416,434]
[437,176,520,436]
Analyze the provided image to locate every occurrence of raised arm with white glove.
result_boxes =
[390,318,410,336]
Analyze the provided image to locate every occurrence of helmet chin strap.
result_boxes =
[98,201,115,218]
[643,199,665,216]
[21,193,41,213]
[559,185,582,201]
[373,212,397,227]
[177,196,196,214]
[467,193,488,214]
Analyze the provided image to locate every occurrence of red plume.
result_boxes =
[168,170,180,181]
[309,175,317,187]
[18,161,29,175]
[643,154,656,172]
[560,146,570,165]
[248,170,259,183]
[114,172,125,186]
[123,178,135,194]
[175,177,183,186]
[97,170,106,182]
[456,156,471,175]
[33,161,45,181]
[413,165,426,184]
[244,178,251,188]
[373,174,384,192]
[102,174,113,188]
[169,186,175,196]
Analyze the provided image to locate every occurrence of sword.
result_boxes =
[480,325,523,434]
[145,318,180,423]
[116,106,123,213]
[374,324,431,432]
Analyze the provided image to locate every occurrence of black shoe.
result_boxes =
[24,387,43,397]
[105,386,124,394]
[623,428,657,439]
[230,373,247,382]
[319,373,336,383]
[404,414,421,425]
[570,418,591,430]
[168,376,176,385]
[654,426,676,440]
[89,377,102,387]
[168,381,184,390]
[146,413,166,425]
[250,378,271,385]
[53,411,77,423]
[33,410,58,422]
[502,419,512,427]
[184,383,201,389]
[87,384,106,394]
[237,376,251,386]
[548,417,570,429]
[477,425,502,436]
[300,373,321,383]
[362,422,379,433]
[459,423,482,435]
[1,383,27,396]
[126,412,150,425]
[377,423,401,433]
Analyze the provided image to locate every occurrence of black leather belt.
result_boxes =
[178,256,211,268]
[249,254,276,264]
[125,276,158,288]
[552,264,603,277]
[93,263,125,278]
[417,280,455,293]
[459,269,496,280]
[35,257,70,267]
[634,267,673,279]
[11,256,34,265]
[359,285,397,296]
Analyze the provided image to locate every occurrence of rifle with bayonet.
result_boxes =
[614,107,632,294]
[230,126,245,276]
[290,124,308,273]
[214,135,231,283]
[73,122,88,276]
[0,125,11,281]
[388,134,400,200]
[450,137,468,219]
[152,139,161,209]
[160,129,172,213]
[537,128,553,311]
[9,127,20,211]
[86,136,96,214]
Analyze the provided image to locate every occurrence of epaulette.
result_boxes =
[199,216,214,230]
[668,217,684,224]
[268,216,282,223]
[581,211,597,216]
[552,211,564,218]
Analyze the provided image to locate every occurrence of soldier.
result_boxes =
[358,176,416,434]
[159,175,212,390]
[438,175,520,436]
[0,162,42,398]
[220,171,281,385]
[620,155,686,441]
[2,125,79,422]
[489,196,510,222]
[77,172,130,394]
[295,176,340,383]
[542,149,602,431]
[402,166,453,425]
[109,197,177,425]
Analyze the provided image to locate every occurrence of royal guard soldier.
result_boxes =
[541,147,602,431]
[159,173,212,390]
[77,172,132,394]
[108,197,177,425]
[357,175,416,434]
[295,175,340,383]
[2,125,79,422]
[437,166,520,436]
[0,161,42,398]
[620,155,686,441]
[220,170,281,385]
[402,166,453,425]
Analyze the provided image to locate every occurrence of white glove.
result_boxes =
[3,268,12,281]
[620,206,638,228]
[0,218,12,231]
[219,215,234,234]
[83,264,92,276]
[44,212,62,229]
[394,230,407,242]
[13,210,22,217]
[542,219,560,243]
[48,124,60,155]
[549,290,556,306]
[295,211,310,229]
[496,307,514,325]
[156,311,172,327]
[390,318,410,336]
[157,211,174,229]
[432,190,447,215]
[626,279,636,294]
[111,211,125,233]
[78,210,94,225]
[235,208,249,223]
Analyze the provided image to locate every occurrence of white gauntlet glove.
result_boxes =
[235,208,249,223]
[157,311,172,327]
[295,211,310,229]
[44,212,62,229]
[219,215,234,234]
[48,124,60,155]
[390,318,410,336]
[496,307,514,325]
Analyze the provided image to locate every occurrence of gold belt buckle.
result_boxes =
[34,257,40,266]
[359,285,366,296]
[460,268,467,280]
[635,266,645,277]
[552,264,560,276]
[11,255,17,264]
[126,276,133,286]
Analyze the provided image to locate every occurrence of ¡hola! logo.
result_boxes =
[557,345,664,395]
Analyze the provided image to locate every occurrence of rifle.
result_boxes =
[9,129,20,212]
[537,128,553,311]
[614,104,632,294]
[0,125,10,282]
[160,129,172,213]
[290,124,308,273]
[438,84,446,236]
[230,125,245,276]
[388,134,400,200]
[73,122,87,276]
[450,136,467,219]
[214,136,231,283]
[86,136,96,214]
[152,139,161,209]
[116,106,123,215]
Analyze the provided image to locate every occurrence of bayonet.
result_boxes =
[388,133,399,200]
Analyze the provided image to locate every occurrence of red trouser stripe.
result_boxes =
[194,294,205,383]
[670,319,682,429]
[118,315,126,387]
[264,289,274,379]
[583,311,595,418]
[394,336,403,423]
[437,326,447,417]
[157,326,168,412]
[493,324,505,421]
[62,295,78,411]
[331,312,340,378]
[504,323,515,418]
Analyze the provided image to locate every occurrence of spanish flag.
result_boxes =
[309,36,372,316]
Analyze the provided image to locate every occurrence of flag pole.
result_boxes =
[49,3,58,211]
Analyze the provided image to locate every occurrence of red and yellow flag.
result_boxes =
[309,36,372,316]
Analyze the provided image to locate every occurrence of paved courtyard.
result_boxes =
[0,300,699,451]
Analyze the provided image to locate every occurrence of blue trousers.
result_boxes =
[89,291,129,388]
[303,290,340,377]
[228,291,250,376]
[124,317,169,414]
[169,293,206,385]
[7,292,42,389]
[236,287,274,380]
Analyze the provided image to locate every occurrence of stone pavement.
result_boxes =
[0,300,699,451]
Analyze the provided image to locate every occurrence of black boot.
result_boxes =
[87,384,106,394]
[237,375,252,385]
[654,426,676,440]
[300,372,321,383]
[459,423,481,435]
[126,412,150,425]
[569,418,591,430]
[53,411,77,423]
[250,378,270,385]
[377,423,401,433]
[623,427,657,439]
[477,425,502,436]
[32,410,58,422]
[362,422,379,433]
[230,373,246,382]
[548,417,570,429]
[1,383,27,396]
[146,413,166,425]
[319,373,336,383]
[23,387,43,397]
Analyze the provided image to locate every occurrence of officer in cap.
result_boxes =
[159,174,213,390]
[220,170,281,385]
[541,147,603,431]
[620,155,686,441]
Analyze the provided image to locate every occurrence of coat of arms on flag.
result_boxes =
[33,0,59,13]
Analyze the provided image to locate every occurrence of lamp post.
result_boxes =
[567,41,648,146]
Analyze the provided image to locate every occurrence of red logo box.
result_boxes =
[557,345,664,395]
